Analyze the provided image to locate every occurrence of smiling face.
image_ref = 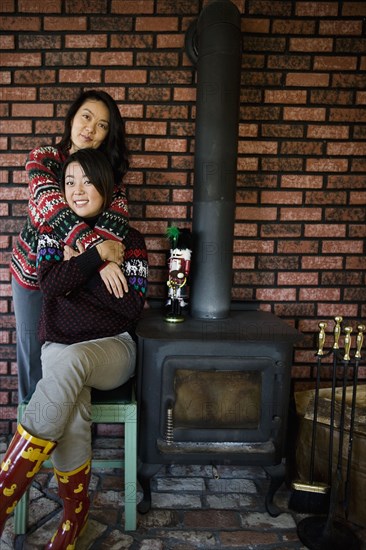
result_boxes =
[64,161,104,218]
[70,99,110,153]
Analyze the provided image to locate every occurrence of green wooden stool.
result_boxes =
[14,379,137,533]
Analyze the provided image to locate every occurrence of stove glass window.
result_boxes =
[173,369,261,429]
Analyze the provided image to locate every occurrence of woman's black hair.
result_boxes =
[61,148,115,211]
[58,89,129,184]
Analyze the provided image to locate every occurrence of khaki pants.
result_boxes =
[21,333,136,471]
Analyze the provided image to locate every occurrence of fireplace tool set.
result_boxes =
[294,318,365,550]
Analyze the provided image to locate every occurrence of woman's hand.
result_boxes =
[96,240,125,265]
[99,262,129,298]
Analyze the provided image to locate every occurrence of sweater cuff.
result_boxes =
[74,246,103,278]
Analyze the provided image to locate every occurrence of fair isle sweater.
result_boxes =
[11,145,129,290]
[36,226,148,345]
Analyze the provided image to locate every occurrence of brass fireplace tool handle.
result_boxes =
[332,316,342,350]
[317,322,327,356]
[355,323,365,359]
[343,326,353,361]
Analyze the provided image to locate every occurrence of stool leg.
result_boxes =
[14,404,28,535]
[124,403,137,531]
[14,491,28,534]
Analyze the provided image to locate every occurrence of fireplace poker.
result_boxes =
[328,316,342,487]
[344,324,365,520]
[289,322,330,514]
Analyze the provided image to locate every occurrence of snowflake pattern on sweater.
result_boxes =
[36,227,148,344]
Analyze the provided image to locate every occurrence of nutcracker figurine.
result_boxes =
[165,226,192,323]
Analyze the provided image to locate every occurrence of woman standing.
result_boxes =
[11,89,130,402]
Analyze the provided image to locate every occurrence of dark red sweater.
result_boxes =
[36,226,148,344]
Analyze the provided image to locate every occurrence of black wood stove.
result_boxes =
[136,305,301,515]
[136,0,301,517]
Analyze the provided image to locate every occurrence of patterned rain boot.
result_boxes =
[0,425,56,536]
[45,459,91,550]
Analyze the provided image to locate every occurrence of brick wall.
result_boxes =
[1,0,365,435]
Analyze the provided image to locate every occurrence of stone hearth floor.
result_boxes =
[1,435,365,550]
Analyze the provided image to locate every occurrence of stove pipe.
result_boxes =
[187,0,242,319]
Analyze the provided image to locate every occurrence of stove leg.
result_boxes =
[263,461,286,517]
[137,463,162,514]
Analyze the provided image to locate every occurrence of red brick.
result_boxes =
[328,174,365,189]
[305,190,347,205]
[300,288,341,301]
[306,158,348,172]
[346,257,366,270]
[278,240,318,254]
[281,208,322,221]
[237,158,259,171]
[262,158,303,171]
[91,52,134,66]
[1,52,41,66]
[66,34,107,49]
[282,141,323,155]
[261,191,303,204]
[233,256,256,270]
[349,191,366,205]
[12,103,54,117]
[157,34,184,49]
[357,91,366,104]
[307,125,349,139]
[234,224,258,237]
[126,121,167,135]
[286,73,329,87]
[319,20,363,35]
[135,17,178,31]
[18,0,61,12]
[328,142,366,156]
[14,69,56,84]
[112,1,154,14]
[284,106,326,121]
[272,19,315,34]
[242,18,270,33]
[330,108,366,122]
[265,90,307,103]
[315,56,358,70]
[59,69,101,83]
[236,207,277,221]
[302,256,343,270]
[290,37,333,52]
[278,272,318,286]
[239,141,277,154]
[296,2,338,16]
[317,304,359,318]
[305,223,346,237]
[281,175,323,189]
[322,240,363,254]
[131,155,168,169]
[239,124,258,137]
[310,90,353,105]
[234,240,274,254]
[342,2,366,16]
[0,16,40,31]
[43,17,86,31]
[173,87,196,102]
[146,205,188,219]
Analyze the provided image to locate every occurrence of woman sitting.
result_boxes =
[0,148,148,548]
